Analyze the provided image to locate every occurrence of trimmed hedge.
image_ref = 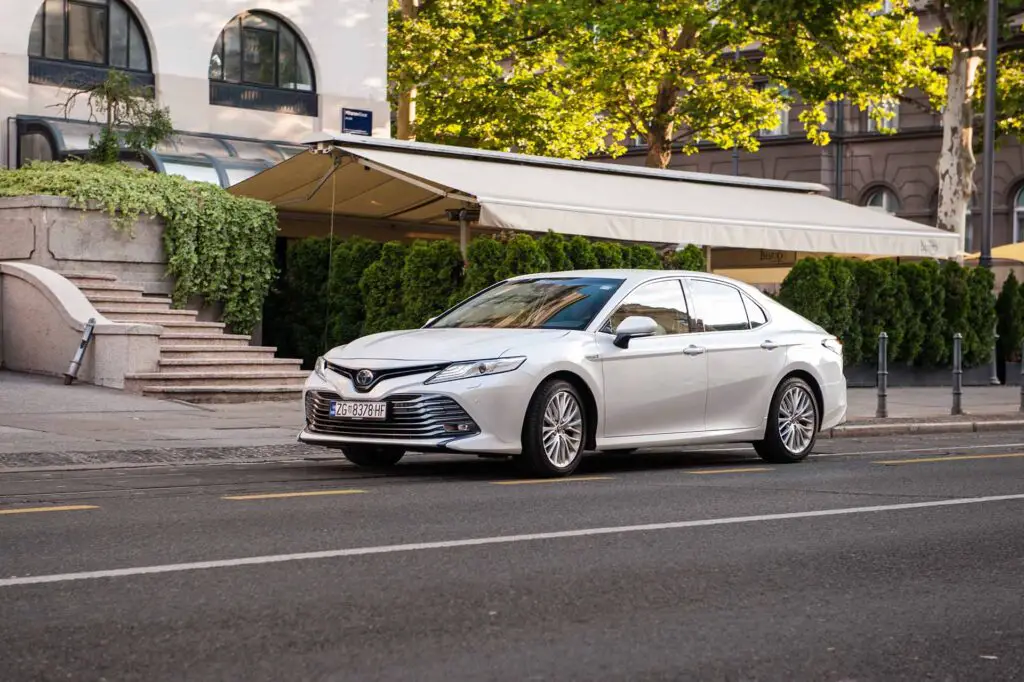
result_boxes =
[779,256,998,369]
[271,231,707,365]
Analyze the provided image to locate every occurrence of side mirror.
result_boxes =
[613,316,659,348]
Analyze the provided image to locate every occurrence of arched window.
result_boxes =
[864,187,900,214]
[28,0,152,86]
[208,11,317,117]
[1014,186,1024,243]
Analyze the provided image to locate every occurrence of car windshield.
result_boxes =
[431,277,624,330]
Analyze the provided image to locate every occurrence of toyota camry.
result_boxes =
[299,269,847,477]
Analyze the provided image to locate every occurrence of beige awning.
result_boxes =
[230,134,959,258]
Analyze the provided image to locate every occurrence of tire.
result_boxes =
[753,377,819,464]
[519,379,588,477]
[602,449,637,455]
[341,445,405,468]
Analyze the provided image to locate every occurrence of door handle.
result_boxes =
[683,345,706,356]
[760,340,778,350]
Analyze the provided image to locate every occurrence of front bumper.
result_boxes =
[298,369,529,455]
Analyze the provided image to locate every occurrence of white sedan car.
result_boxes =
[300,269,847,477]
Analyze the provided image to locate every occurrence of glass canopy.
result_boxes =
[14,115,305,188]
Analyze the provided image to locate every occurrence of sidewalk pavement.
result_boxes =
[1,370,1023,463]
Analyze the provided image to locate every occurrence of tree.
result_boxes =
[996,271,1024,362]
[56,71,173,164]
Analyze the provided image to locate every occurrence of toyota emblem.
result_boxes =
[355,369,374,387]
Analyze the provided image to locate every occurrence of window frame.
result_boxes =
[863,186,900,214]
[757,82,790,138]
[596,276,693,337]
[1014,186,1024,243]
[209,11,316,93]
[683,277,768,334]
[28,0,152,77]
[866,100,900,133]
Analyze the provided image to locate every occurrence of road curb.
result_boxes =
[826,419,1024,439]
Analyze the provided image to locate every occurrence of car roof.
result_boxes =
[507,268,747,288]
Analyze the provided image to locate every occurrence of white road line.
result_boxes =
[3,494,1023,588]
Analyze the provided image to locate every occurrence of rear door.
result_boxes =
[683,278,788,432]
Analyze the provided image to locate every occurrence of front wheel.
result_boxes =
[341,445,405,468]
[753,377,819,463]
[519,379,587,477]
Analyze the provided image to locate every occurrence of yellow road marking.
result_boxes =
[223,489,367,501]
[492,476,613,486]
[877,452,1024,466]
[0,505,98,515]
[687,467,773,475]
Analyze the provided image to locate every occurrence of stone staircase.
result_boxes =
[65,272,307,403]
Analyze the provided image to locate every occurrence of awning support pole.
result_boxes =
[703,246,712,272]
[459,208,470,259]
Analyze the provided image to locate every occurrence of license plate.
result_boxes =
[330,401,388,420]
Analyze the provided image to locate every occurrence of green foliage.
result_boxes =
[965,266,997,367]
[779,256,996,369]
[402,239,464,327]
[328,237,382,345]
[626,244,663,270]
[565,235,599,269]
[498,233,549,278]
[361,242,408,335]
[592,241,625,268]
[0,161,277,332]
[57,71,173,165]
[996,272,1024,363]
[458,234,507,301]
[537,231,573,272]
[778,258,834,332]
[665,245,706,272]
[276,238,332,367]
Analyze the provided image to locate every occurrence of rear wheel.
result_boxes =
[754,377,819,463]
[519,380,587,477]
[341,445,405,468]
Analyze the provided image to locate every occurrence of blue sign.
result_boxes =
[342,108,373,136]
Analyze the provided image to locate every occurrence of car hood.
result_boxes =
[326,328,574,364]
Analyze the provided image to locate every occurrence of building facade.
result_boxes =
[0,0,390,186]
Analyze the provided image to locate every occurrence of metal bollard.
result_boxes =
[990,324,1001,385]
[876,331,888,418]
[952,332,963,416]
[64,317,96,386]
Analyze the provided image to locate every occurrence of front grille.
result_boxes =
[305,391,479,440]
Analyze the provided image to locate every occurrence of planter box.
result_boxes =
[845,364,997,388]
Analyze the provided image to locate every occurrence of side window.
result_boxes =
[743,295,768,328]
[604,280,691,336]
[688,279,750,332]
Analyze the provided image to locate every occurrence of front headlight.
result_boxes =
[314,356,328,380]
[822,338,843,356]
[425,356,527,384]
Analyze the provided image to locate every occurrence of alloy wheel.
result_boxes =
[541,390,584,467]
[777,385,816,454]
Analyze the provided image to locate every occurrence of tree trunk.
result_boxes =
[396,0,419,140]
[644,82,677,169]
[936,48,981,254]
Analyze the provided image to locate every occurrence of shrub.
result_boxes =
[626,244,663,269]
[457,234,506,302]
[875,259,913,362]
[941,259,971,363]
[665,244,706,271]
[965,266,997,367]
[823,257,860,366]
[402,239,464,327]
[565,235,599,269]
[853,260,898,361]
[592,241,625,268]
[327,237,382,345]
[498,233,549,278]
[276,237,332,367]
[896,262,929,365]
[778,257,833,331]
[360,242,408,334]
[996,272,1024,363]
[537,231,573,271]
[0,161,277,333]
[916,259,948,367]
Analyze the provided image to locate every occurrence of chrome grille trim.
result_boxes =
[305,391,479,440]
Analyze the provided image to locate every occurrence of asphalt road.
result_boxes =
[3,433,1024,681]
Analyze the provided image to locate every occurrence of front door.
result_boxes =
[597,278,708,438]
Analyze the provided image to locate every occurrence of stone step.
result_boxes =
[159,345,282,361]
[79,282,146,296]
[158,332,252,347]
[139,385,304,404]
[159,358,303,372]
[125,371,308,391]
[62,272,119,285]
[92,296,173,312]
[157,320,227,332]
[99,308,199,324]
